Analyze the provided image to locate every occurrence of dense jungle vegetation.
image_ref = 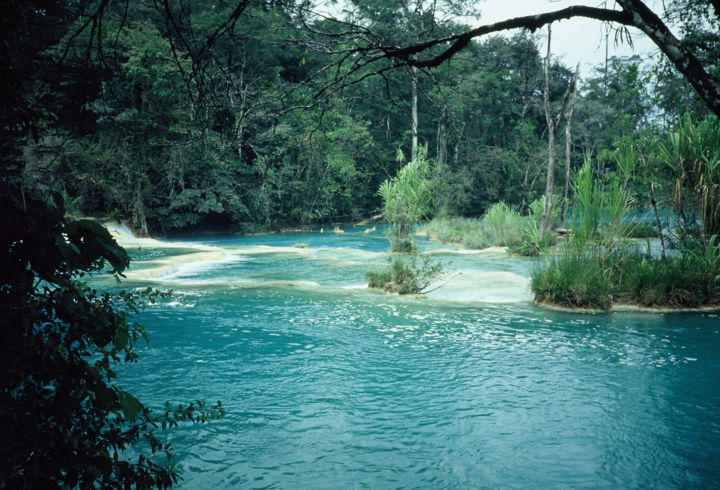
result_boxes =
[2,0,719,487]
[15,1,716,235]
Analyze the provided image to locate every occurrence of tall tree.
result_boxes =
[539,26,578,239]
[562,64,580,229]
[1,2,224,487]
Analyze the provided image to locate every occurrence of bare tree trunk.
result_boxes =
[561,63,580,229]
[540,26,577,238]
[539,26,555,239]
[436,107,447,167]
[411,65,419,162]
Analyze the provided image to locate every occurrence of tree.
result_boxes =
[1,2,224,487]
[538,26,578,239]
[574,56,652,157]
[0,189,224,488]
[379,150,434,252]
[343,0,474,161]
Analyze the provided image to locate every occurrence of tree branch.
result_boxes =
[615,0,720,116]
[381,6,632,68]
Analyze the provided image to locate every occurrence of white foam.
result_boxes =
[104,220,218,251]
[123,250,237,281]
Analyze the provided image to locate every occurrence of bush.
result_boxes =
[621,221,658,238]
[531,246,613,309]
[380,151,434,252]
[658,115,720,238]
[531,132,720,311]
[366,254,444,295]
[0,189,223,488]
[423,216,487,248]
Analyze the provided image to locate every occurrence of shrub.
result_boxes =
[621,221,658,238]
[658,115,720,238]
[532,235,720,309]
[510,196,559,256]
[531,246,613,310]
[366,254,444,295]
[0,190,223,488]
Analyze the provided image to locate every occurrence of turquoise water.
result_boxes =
[105,225,720,488]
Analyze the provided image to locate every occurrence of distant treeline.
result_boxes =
[21,1,711,234]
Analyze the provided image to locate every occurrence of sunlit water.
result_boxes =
[101,224,720,488]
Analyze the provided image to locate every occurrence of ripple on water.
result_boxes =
[112,233,720,488]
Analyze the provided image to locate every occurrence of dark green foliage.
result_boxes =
[366,254,444,295]
[0,189,224,488]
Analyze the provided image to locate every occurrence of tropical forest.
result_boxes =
[2,0,719,488]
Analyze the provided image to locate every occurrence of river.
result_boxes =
[102,224,720,488]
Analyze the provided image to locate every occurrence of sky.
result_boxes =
[472,0,659,74]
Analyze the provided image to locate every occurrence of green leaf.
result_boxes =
[114,327,130,350]
[118,390,143,421]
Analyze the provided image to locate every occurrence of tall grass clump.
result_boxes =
[509,196,559,256]
[423,202,525,250]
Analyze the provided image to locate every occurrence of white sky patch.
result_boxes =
[473,0,659,73]
[312,0,665,75]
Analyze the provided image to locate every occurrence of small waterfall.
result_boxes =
[104,220,138,241]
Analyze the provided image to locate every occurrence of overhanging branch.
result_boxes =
[380,6,633,68]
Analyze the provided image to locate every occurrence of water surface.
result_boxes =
[105,225,720,488]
